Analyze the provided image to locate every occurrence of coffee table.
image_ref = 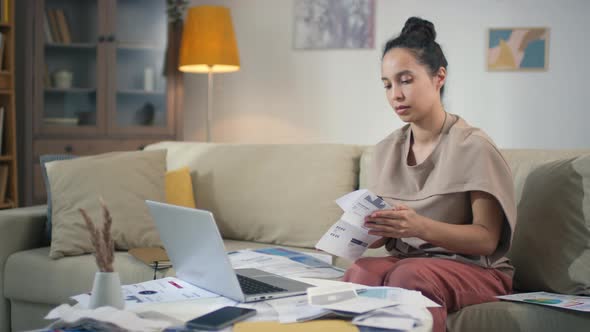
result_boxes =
[128,277,433,332]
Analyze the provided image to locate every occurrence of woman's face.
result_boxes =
[381,48,445,123]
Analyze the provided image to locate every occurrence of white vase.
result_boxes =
[88,272,125,309]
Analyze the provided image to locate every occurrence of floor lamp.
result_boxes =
[178,6,240,142]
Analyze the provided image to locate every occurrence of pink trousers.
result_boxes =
[343,256,512,332]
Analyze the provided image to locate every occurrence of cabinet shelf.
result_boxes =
[0,155,13,161]
[45,87,97,94]
[117,43,164,51]
[45,43,97,50]
[117,89,165,96]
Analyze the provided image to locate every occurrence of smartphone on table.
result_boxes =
[186,306,257,330]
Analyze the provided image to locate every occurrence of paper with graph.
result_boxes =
[315,190,390,260]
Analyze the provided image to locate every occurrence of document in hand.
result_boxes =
[315,189,391,260]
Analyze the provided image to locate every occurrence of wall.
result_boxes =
[183,0,589,148]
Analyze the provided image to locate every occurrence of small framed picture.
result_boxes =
[487,27,549,71]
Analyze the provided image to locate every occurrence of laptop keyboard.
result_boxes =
[237,274,287,295]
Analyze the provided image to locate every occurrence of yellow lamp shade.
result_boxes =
[179,6,240,73]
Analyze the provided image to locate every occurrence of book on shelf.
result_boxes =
[0,32,4,71]
[0,107,4,154]
[43,117,77,126]
[3,0,7,24]
[55,9,71,44]
[0,0,7,24]
[128,247,171,269]
[44,9,53,43]
[47,9,61,43]
[0,165,8,203]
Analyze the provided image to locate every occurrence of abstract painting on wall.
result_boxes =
[293,0,375,49]
[487,27,549,71]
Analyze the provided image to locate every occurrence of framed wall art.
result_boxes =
[293,0,375,49]
[487,27,549,71]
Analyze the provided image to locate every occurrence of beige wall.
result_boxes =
[182,0,590,148]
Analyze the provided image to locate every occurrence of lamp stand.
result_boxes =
[206,68,213,142]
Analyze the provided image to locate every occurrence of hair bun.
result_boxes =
[401,17,436,42]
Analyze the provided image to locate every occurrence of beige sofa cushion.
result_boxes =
[447,301,590,331]
[508,154,590,294]
[46,150,166,259]
[146,142,362,248]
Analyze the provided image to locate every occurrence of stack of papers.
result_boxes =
[72,277,219,309]
[308,284,397,314]
[228,247,344,279]
[71,247,346,310]
[263,284,439,331]
[234,320,358,332]
[315,189,390,261]
[68,244,440,331]
[44,304,178,331]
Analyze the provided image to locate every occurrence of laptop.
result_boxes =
[145,200,313,302]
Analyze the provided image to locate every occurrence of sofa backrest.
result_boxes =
[146,142,363,249]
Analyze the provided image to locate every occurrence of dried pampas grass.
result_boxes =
[79,198,115,272]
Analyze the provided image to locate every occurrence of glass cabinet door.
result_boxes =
[111,0,170,134]
[37,0,103,135]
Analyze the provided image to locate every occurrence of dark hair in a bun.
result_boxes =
[383,17,448,97]
[401,17,436,42]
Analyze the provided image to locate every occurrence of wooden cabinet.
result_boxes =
[23,0,183,205]
[0,0,18,209]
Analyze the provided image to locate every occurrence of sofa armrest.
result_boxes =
[0,205,47,332]
[0,205,48,258]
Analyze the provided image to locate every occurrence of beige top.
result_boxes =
[370,114,517,275]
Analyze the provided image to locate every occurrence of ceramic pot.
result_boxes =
[88,272,125,309]
[53,70,73,89]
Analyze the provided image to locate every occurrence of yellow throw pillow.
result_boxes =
[165,166,196,208]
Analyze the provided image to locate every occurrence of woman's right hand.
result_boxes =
[368,237,388,248]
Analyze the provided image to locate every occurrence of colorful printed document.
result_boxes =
[307,284,397,314]
[497,292,590,312]
[228,247,344,279]
[71,277,219,309]
[357,287,441,308]
[315,189,389,260]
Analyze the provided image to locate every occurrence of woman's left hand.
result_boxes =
[364,204,428,239]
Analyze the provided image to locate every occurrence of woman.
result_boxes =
[343,17,516,332]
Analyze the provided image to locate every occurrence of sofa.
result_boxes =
[1,142,589,331]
